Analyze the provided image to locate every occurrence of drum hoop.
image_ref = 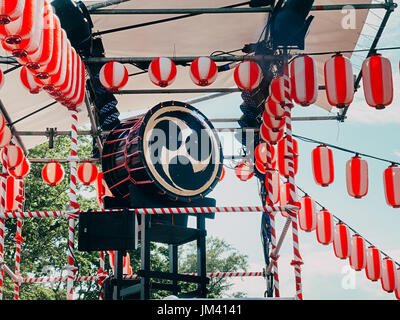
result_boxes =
[137,100,224,202]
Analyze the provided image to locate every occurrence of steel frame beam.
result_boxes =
[89,4,389,15]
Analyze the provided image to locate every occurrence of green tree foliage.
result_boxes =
[1,136,249,300]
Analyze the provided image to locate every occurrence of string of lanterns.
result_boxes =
[0,0,85,110]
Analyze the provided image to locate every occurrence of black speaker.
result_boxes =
[78,210,136,251]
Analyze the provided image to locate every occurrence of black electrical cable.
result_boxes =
[292,133,400,166]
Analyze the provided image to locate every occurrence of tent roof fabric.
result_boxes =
[0,0,373,151]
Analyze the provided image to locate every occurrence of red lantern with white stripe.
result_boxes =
[42,161,64,186]
[279,181,296,218]
[0,0,43,51]
[395,269,400,300]
[365,246,382,282]
[235,161,254,181]
[298,195,316,232]
[1,144,24,170]
[262,111,285,132]
[99,61,129,92]
[9,156,30,179]
[20,66,41,94]
[324,53,354,109]
[190,57,218,86]
[381,258,398,293]
[260,123,284,145]
[148,57,177,87]
[265,171,280,204]
[277,137,298,178]
[0,126,11,148]
[316,209,334,245]
[5,175,19,212]
[312,145,334,187]
[254,142,276,166]
[234,60,263,92]
[333,222,351,259]
[0,0,25,24]
[362,53,393,110]
[290,55,318,106]
[265,96,285,120]
[346,155,368,199]
[383,164,400,208]
[269,75,291,106]
[77,162,98,186]
[349,234,366,271]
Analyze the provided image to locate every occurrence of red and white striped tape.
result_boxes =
[0,205,300,219]
[0,149,7,300]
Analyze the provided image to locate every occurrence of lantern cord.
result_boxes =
[292,133,400,166]
[292,180,400,268]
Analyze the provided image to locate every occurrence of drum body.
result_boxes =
[102,101,223,202]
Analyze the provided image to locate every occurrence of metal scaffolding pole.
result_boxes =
[89,4,389,15]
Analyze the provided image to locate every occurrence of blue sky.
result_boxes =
[180,5,400,300]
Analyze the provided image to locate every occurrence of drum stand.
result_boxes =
[103,184,215,300]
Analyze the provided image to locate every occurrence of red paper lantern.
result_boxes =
[99,61,129,92]
[365,246,382,282]
[8,156,30,179]
[234,60,262,92]
[383,164,400,208]
[265,171,280,204]
[77,162,98,186]
[148,57,177,87]
[66,59,85,109]
[235,161,254,181]
[190,57,218,86]
[269,75,291,106]
[277,137,298,178]
[262,111,285,132]
[346,155,368,199]
[395,269,400,300]
[20,66,41,94]
[290,55,318,106]
[265,96,285,120]
[42,161,64,186]
[260,123,284,145]
[298,195,316,232]
[1,144,24,170]
[254,142,276,166]
[381,258,398,293]
[0,0,25,24]
[312,144,334,187]
[349,234,366,271]
[5,176,19,212]
[324,53,354,108]
[279,181,297,218]
[316,209,334,245]
[0,0,43,49]
[333,222,351,259]
[0,126,11,148]
[362,53,393,110]
[34,14,62,79]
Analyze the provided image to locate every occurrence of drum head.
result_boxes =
[138,101,223,201]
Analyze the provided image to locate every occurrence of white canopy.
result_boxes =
[0,0,373,151]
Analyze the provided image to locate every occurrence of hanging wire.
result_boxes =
[293,133,400,166]
[292,181,400,268]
